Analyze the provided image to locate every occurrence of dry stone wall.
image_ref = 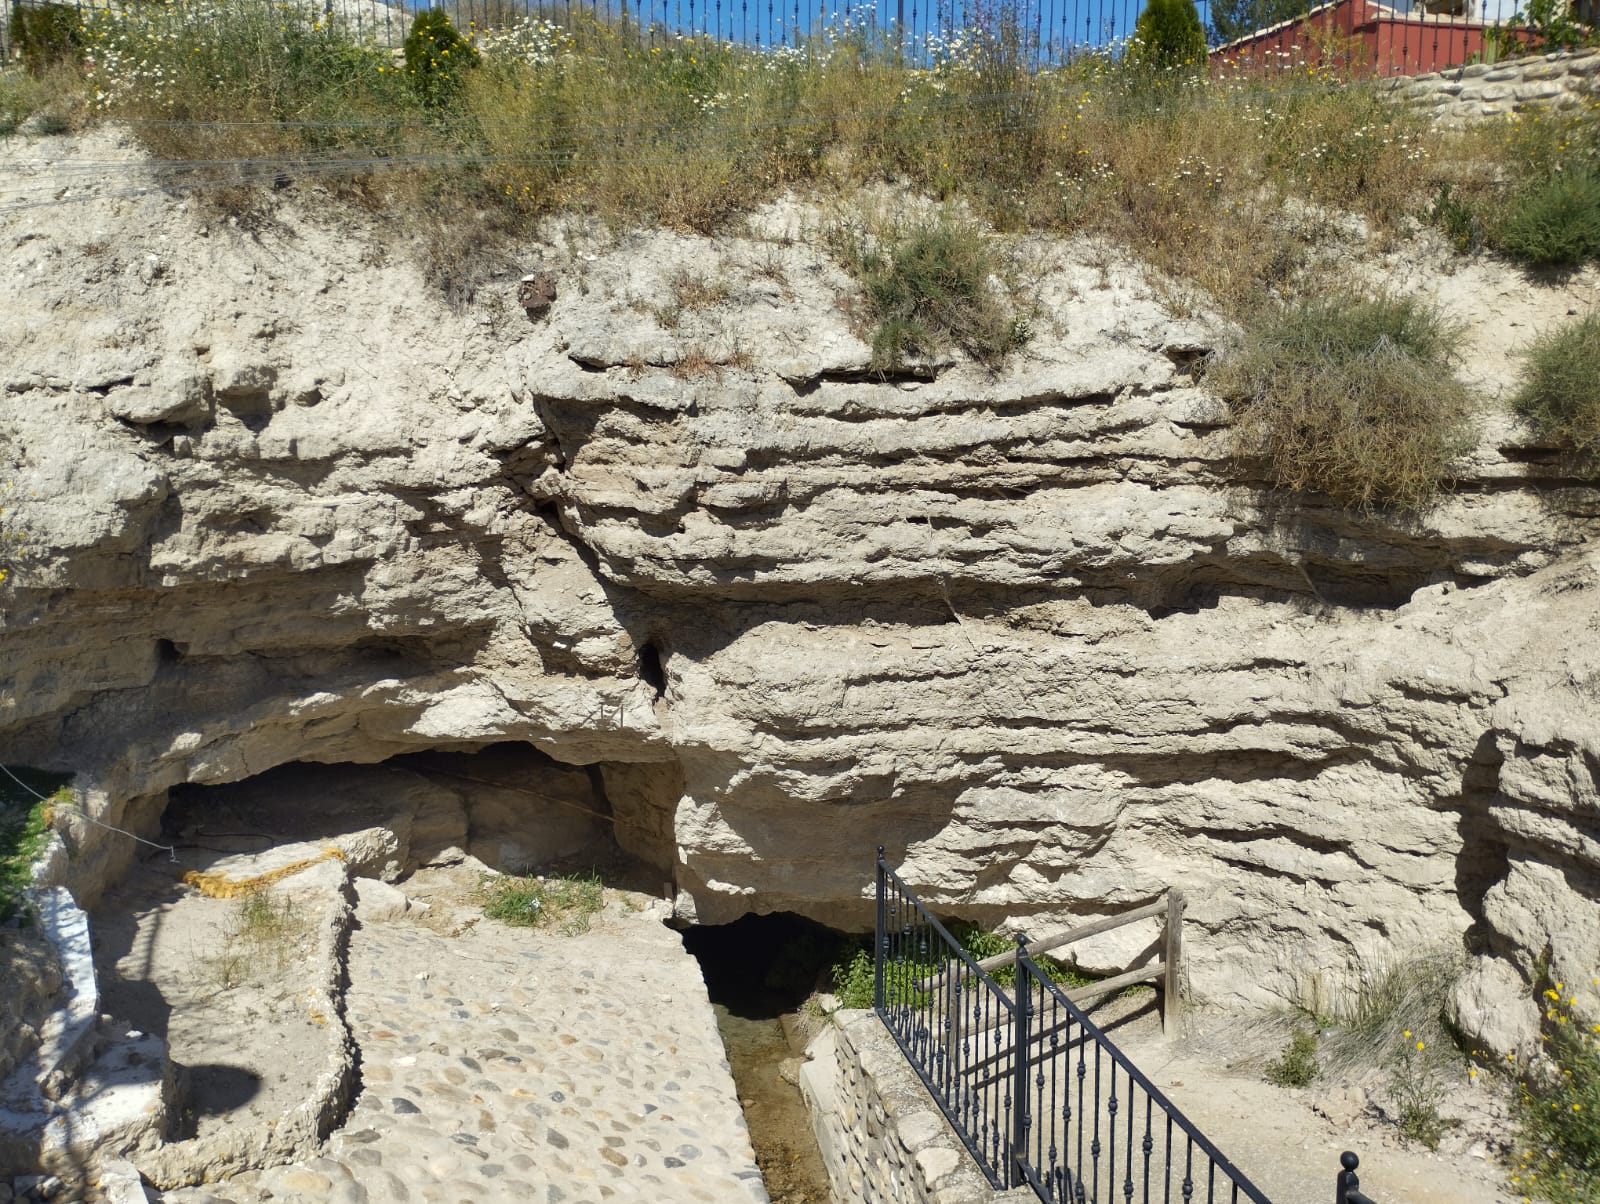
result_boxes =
[1394,48,1600,120]
[801,1012,998,1204]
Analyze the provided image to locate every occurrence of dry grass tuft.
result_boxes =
[1209,290,1475,511]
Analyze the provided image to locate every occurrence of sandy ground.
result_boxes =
[1095,995,1518,1204]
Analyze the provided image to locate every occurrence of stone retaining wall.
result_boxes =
[1393,49,1600,121]
[800,1010,1005,1204]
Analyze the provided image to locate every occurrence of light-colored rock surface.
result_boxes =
[1,127,1598,1105]
[153,869,767,1204]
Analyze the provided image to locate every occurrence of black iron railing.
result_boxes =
[876,848,1279,1203]
[1011,936,1272,1202]
[876,846,1022,1186]
[1336,1151,1379,1204]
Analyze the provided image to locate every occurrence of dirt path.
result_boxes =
[1099,999,1518,1204]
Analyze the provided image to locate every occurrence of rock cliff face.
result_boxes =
[2,131,1598,1053]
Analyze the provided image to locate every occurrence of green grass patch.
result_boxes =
[1209,290,1475,512]
[206,887,308,990]
[481,868,604,936]
[1514,311,1600,460]
[0,767,71,922]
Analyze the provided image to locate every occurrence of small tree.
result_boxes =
[403,9,481,109]
[1131,0,1208,69]
[8,1,85,76]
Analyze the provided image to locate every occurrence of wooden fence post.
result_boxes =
[1163,890,1185,1036]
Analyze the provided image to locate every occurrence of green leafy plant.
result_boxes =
[8,1,85,76]
[1425,182,1483,254]
[832,947,876,1009]
[826,923,1093,1011]
[1511,980,1600,1203]
[1491,0,1598,55]
[480,869,604,936]
[404,8,482,109]
[1266,1028,1320,1087]
[1210,291,1475,511]
[1513,311,1600,459]
[1495,169,1600,269]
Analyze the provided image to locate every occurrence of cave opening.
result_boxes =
[682,911,855,1019]
[156,741,623,878]
[682,912,860,1204]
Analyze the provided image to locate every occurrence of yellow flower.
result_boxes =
[1416,1040,1425,1051]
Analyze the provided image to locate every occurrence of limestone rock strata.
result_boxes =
[1,145,1597,1056]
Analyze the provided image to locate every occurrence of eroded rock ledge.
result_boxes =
[2,133,1598,1063]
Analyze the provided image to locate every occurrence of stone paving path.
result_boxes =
[159,880,769,1204]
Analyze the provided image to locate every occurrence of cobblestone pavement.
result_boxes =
[160,884,769,1204]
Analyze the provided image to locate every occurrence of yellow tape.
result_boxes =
[182,846,347,899]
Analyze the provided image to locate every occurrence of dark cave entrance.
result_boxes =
[154,742,641,881]
[683,911,854,1019]
[683,912,861,1204]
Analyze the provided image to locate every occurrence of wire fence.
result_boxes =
[1,0,1564,75]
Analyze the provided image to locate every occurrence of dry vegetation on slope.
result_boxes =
[4,1,1598,509]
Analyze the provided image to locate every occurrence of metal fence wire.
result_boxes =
[875,848,1275,1204]
[0,0,1552,76]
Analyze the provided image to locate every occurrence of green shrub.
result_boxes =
[1210,291,1475,511]
[1511,983,1600,1203]
[825,923,1091,1011]
[837,212,1027,372]
[0,70,49,137]
[1495,169,1600,269]
[1513,311,1600,459]
[405,9,481,109]
[1130,0,1207,71]
[1265,1028,1319,1087]
[8,1,84,76]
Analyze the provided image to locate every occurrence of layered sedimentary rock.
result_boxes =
[1,133,1597,1053]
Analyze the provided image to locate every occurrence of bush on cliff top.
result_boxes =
[1210,292,1475,512]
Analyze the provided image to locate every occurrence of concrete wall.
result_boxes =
[800,1010,1007,1204]
[1393,48,1600,120]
